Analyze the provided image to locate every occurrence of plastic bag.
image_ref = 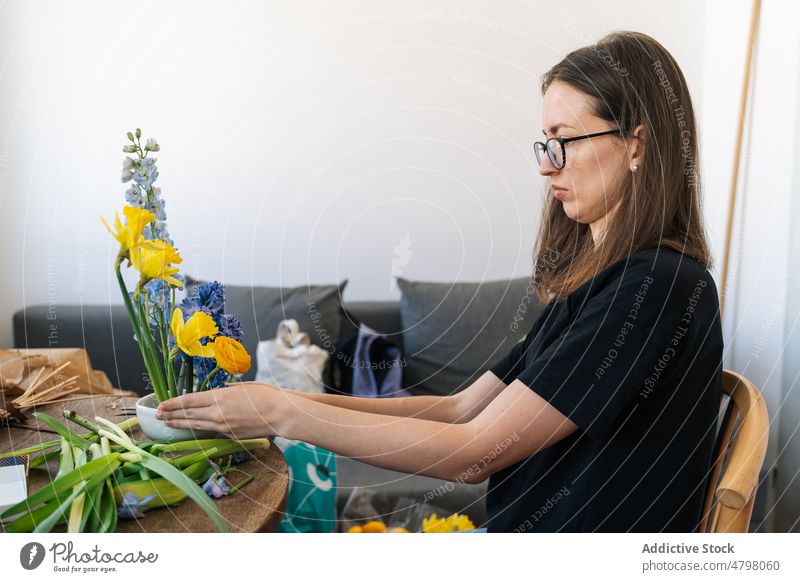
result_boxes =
[255,319,328,392]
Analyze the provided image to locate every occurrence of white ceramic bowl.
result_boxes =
[135,393,218,441]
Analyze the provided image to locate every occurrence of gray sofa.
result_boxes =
[12,302,489,527]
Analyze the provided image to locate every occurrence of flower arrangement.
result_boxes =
[0,130,264,533]
[103,129,251,401]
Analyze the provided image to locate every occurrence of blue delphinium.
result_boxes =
[202,460,230,498]
[121,132,171,246]
[121,131,177,331]
[202,473,232,499]
[132,157,159,188]
[117,492,155,520]
[230,450,253,464]
[143,278,171,327]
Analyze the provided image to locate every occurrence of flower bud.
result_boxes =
[135,128,142,139]
[122,145,137,153]
[127,131,134,142]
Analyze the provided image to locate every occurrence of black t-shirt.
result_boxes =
[487,246,723,532]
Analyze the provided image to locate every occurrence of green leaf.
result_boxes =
[56,438,74,479]
[98,479,117,533]
[0,440,60,457]
[98,428,228,532]
[4,496,67,533]
[171,447,218,469]
[81,482,104,532]
[0,454,121,520]
[33,484,86,533]
[113,459,210,511]
[33,412,93,450]
[29,448,61,469]
[138,454,227,532]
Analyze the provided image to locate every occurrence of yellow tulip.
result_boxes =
[421,512,475,533]
[212,336,251,375]
[129,239,183,288]
[447,513,476,531]
[170,308,218,358]
[101,206,156,252]
[421,514,449,533]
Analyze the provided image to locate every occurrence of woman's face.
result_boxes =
[539,81,641,241]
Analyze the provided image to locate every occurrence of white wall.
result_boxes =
[0,0,705,350]
[701,0,800,531]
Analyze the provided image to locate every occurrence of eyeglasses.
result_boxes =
[534,128,623,170]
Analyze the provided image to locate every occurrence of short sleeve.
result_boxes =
[514,267,690,441]
[489,335,530,385]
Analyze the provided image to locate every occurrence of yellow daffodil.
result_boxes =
[101,206,156,252]
[129,239,184,288]
[170,308,218,358]
[212,336,251,375]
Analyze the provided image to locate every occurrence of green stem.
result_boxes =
[227,470,254,495]
[116,266,164,400]
[177,358,193,395]
[198,366,221,392]
[62,411,102,434]
[157,306,176,399]
[134,292,168,401]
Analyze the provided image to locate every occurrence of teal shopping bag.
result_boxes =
[275,438,337,533]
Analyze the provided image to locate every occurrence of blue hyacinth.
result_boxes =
[180,280,245,388]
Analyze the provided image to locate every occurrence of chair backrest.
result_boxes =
[699,369,769,533]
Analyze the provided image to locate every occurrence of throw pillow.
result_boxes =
[397,277,540,396]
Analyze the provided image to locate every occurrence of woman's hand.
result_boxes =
[155,382,286,440]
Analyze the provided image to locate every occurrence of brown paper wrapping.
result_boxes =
[0,348,136,399]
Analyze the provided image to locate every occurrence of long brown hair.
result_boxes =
[533,30,712,302]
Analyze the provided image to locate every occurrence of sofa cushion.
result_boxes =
[13,305,149,394]
[186,277,347,381]
[397,277,540,396]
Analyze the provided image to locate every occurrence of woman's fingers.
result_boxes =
[156,391,220,419]
[161,406,218,421]
[157,391,216,412]
[164,418,221,432]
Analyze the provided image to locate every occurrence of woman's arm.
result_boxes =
[156,376,578,484]
[278,379,577,482]
[290,371,508,424]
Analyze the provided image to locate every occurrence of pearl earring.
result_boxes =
[631,165,639,173]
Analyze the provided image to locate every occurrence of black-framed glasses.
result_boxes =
[534,129,623,170]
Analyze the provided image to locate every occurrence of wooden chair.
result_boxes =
[699,369,769,533]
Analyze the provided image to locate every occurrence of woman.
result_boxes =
[157,31,723,533]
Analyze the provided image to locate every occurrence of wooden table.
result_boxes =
[1,395,289,532]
